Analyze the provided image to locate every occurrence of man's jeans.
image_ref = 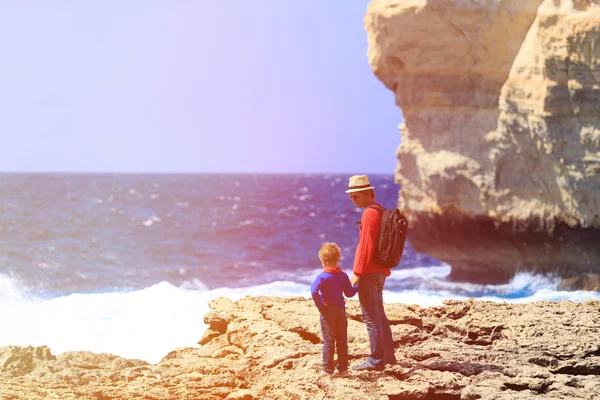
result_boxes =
[358,272,396,368]
[320,305,349,373]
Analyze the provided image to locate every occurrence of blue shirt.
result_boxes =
[311,267,358,310]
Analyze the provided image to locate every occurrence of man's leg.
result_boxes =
[356,273,385,369]
[320,307,337,373]
[335,307,349,372]
[376,274,397,365]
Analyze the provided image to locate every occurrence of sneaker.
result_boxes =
[337,370,350,377]
[319,370,334,376]
[352,361,384,371]
[385,360,398,366]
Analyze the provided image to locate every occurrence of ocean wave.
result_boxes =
[298,265,569,300]
[0,274,36,306]
[386,264,452,281]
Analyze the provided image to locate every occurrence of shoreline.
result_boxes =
[4,280,600,365]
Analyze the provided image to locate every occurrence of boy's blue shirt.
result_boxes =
[311,267,358,311]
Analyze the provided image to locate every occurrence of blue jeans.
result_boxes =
[358,272,396,368]
[319,305,349,373]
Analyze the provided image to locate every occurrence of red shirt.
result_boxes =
[353,203,391,277]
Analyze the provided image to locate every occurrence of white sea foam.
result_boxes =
[1,274,599,365]
[386,264,452,281]
[300,265,451,285]
[0,276,309,365]
[142,216,161,226]
[0,274,32,307]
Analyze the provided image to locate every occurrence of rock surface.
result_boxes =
[2,296,600,399]
[364,0,600,287]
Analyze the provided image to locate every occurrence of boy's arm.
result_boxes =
[310,276,325,310]
[343,273,358,298]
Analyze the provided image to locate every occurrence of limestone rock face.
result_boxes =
[1,296,599,399]
[365,0,600,286]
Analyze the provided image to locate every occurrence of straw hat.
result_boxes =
[345,175,375,193]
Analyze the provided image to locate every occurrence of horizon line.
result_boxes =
[0,170,396,176]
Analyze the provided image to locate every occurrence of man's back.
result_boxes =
[353,204,391,277]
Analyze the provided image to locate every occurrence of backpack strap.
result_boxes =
[367,205,385,215]
[357,205,385,226]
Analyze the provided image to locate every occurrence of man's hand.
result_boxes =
[350,273,360,286]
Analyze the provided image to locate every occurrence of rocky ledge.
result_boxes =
[364,0,600,288]
[1,296,600,399]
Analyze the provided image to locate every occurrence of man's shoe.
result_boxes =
[352,361,384,371]
[385,360,398,366]
[337,370,350,377]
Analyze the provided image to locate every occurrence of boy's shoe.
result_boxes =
[352,361,384,371]
[337,370,350,377]
[319,370,334,376]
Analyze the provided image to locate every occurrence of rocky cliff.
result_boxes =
[1,296,599,399]
[364,0,600,287]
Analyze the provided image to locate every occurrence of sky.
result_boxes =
[0,1,403,175]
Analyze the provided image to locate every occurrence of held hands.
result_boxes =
[350,273,360,287]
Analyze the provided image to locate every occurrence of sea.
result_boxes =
[2,173,599,364]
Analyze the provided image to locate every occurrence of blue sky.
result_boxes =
[0,1,402,174]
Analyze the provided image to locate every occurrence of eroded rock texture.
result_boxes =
[365,0,600,287]
[1,296,600,399]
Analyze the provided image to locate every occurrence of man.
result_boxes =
[346,175,397,371]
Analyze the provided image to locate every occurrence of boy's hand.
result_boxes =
[350,273,360,286]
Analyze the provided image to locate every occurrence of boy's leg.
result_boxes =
[320,307,336,373]
[335,307,349,372]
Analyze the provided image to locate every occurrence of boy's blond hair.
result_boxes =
[318,242,341,265]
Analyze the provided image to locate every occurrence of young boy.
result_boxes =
[311,242,358,376]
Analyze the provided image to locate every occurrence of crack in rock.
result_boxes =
[288,327,321,344]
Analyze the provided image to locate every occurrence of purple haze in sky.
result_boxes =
[0,1,402,174]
